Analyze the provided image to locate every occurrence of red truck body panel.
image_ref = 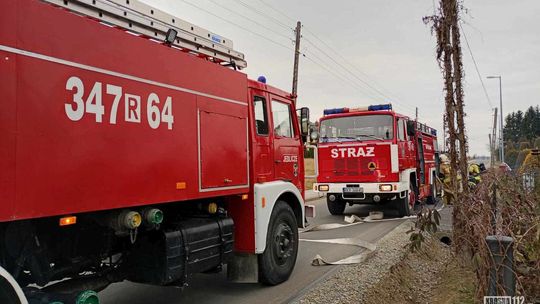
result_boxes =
[0,0,253,221]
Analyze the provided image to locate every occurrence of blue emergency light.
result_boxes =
[323,108,349,115]
[368,104,392,111]
[323,104,392,115]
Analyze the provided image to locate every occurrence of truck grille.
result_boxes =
[334,158,374,176]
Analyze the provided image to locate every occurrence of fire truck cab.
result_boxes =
[313,104,439,217]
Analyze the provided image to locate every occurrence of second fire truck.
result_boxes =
[313,104,439,216]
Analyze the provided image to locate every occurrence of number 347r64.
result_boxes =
[64,76,174,130]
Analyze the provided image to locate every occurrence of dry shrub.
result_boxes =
[456,172,540,301]
[515,149,531,170]
[519,142,531,150]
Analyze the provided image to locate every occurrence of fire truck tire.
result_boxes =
[426,177,437,204]
[397,184,415,217]
[259,201,298,285]
[396,196,410,217]
[326,196,346,215]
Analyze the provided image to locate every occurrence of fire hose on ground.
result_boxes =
[301,206,445,266]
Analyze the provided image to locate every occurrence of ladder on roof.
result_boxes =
[42,0,247,69]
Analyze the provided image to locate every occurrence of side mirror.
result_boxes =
[300,107,310,136]
[406,120,416,137]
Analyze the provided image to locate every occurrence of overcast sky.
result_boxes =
[142,0,540,156]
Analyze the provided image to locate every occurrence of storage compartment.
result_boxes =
[199,110,248,189]
[127,217,234,285]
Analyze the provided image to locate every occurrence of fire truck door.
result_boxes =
[270,97,301,186]
[417,137,426,184]
[251,93,273,182]
[397,118,408,169]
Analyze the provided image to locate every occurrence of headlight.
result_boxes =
[379,184,393,192]
[318,185,329,191]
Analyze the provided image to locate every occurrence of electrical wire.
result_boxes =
[459,22,494,109]
[302,51,380,101]
[179,0,294,51]
[254,0,392,95]
[303,37,410,108]
[233,0,293,30]
[245,0,422,115]
[256,0,296,23]
[302,29,410,107]
[303,52,414,116]
[207,0,293,42]
[181,0,414,116]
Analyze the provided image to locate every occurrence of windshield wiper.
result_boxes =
[326,135,386,142]
[335,136,357,142]
[354,134,386,141]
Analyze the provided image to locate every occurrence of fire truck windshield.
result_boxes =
[320,114,394,143]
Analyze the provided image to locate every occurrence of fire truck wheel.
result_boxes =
[426,177,437,204]
[396,196,410,217]
[326,196,346,215]
[397,184,415,217]
[259,201,298,285]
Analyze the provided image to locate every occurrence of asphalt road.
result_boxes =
[99,197,408,304]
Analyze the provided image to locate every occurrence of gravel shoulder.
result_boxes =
[296,220,415,304]
[295,205,476,304]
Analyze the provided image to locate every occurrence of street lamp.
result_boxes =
[487,76,504,163]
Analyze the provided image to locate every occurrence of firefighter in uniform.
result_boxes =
[438,154,460,205]
[468,163,482,187]
[439,154,451,204]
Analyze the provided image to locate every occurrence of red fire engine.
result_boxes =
[0,0,313,302]
[313,104,439,217]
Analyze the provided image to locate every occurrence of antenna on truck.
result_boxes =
[41,0,247,69]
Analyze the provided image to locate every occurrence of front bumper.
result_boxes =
[313,182,408,201]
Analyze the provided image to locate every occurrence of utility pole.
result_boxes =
[498,78,504,163]
[488,76,504,163]
[492,107,498,164]
[489,134,493,166]
[292,21,302,98]
[415,107,418,121]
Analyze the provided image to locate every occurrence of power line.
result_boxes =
[256,0,295,23]
[303,52,414,116]
[252,0,403,101]
[179,0,294,51]
[303,37,385,97]
[233,0,293,30]
[180,0,414,116]
[207,0,293,41]
[303,37,416,112]
[459,22,494,109]
[302,51,379,101]
[179,0,381,104]
[238,0,416,113]
[303,28,408,105]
